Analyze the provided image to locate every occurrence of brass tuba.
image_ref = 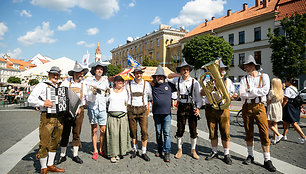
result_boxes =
[199,58,231,110]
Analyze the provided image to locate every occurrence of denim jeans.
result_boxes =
[153,114,171,153]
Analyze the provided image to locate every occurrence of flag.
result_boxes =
[82,50,90,66]
[127,54,140,68]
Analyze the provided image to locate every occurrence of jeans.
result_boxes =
[153,114,171,153]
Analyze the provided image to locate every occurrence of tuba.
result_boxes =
[199,58,231,110]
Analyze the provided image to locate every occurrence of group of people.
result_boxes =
[28,55,305,174]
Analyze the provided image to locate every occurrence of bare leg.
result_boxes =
[292,122,306,139]
[283,122,290,136]
[91,124,98,153]
[99,125,106,153]
[268,121,280,139]
[221,140,229,149]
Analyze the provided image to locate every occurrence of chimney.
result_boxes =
[205,19,208,26]
[227,9,232,16]
[211,17,215,20]
[255,0,260,7]
[263,0,268,8]
[243,3,248,11]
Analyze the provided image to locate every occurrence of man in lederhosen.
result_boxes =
[202,60,237,165]
[239,55,276,172]
[127,66,152,161]
[28,66,65,173]
[55,61,88,164]
[169,59,202,160]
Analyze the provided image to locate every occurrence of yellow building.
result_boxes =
[111,24,187,68]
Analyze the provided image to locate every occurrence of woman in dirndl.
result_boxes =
[282,77,306,144]
[106,76,131,163]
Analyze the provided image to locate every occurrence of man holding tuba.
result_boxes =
[169,58,202,160]
[200,59,236,165]
[239,55,276,172]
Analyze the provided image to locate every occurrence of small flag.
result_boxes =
[82,50,90,66]
[127,54,140,68]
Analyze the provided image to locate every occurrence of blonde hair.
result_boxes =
[271,78,283,101]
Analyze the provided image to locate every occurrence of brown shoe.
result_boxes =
[40,168,47,174]
[191,149,200,160]
[47,165,65,172]
[175,148,182,159]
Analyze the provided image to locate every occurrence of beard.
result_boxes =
[157,79,164,84]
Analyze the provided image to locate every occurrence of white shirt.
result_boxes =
[84,76,109,111]
[61,78,87,106]
[284,86,298,99]
[239,72,270,103]
[169,76,202,108]
[108,88,128,112]
[28,80,59,112]
[126,79,152,106]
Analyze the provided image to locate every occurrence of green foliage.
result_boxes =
[29,79,39,86]
[268,13,306,79]
[142,55,160,66]
[182,35,233,69]
[107,64,122,77]
[7,76,21,84]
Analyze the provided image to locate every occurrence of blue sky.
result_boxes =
[0,0,256,63]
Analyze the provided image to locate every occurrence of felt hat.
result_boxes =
[239,55,261,71]
[152,65,166,78]
[68,61,89,76]
[176,58,194,73]
[89,61,108,76]
[47,66,61,74]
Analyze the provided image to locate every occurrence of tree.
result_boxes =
[182,35,233,69]
[268,13,306,79]
[107,64,122,77]
[7,76,21,84]
[142,55,160,66]
[29,79,39,86]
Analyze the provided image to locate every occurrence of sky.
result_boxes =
[0,0,257,64]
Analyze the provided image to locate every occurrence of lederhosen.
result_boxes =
[127,81,149,141]
[205,78,231,141]
[176,77,198,139]
[38,83,64,158]
[241,73,270,146]
[60,80,84,147]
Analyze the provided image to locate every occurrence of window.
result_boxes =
[239,53,245,65]
[177,50,181,60]
[239,31,245,44]
[139,45,142,52]
[254,27,261,41]
[230,55,234,67]
[229,33,234,46]
[254,51,261,64]
[156,52,159,60]
[135,46,137,54]
[145,42,147,50]
[150,41,153,48]
[157,39,160,47]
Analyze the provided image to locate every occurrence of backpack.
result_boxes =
[289,87,303,107]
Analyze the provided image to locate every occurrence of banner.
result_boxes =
[127,54,140,68]
[82,50,90,66]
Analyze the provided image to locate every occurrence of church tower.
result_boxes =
[95,42,102,62]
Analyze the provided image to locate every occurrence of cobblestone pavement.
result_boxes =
[1,104,306,174]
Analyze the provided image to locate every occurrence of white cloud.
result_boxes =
[12,0,24,3]
[76,41,95,48]
[169,0,226,27]
[18,22,56,46]
[31,0,119,19]
[0,22,8,40]
[129,0,136,7]
[31,0,77,11]
[107,38,114,44]
[57,20,76,31]
[86,27,99,35]
[1,48,23,59]
[0,43,6,47]
[151,16,161,25]
[20,10,32,17]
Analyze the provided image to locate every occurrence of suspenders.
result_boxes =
[177,77,194,103]
[69,79,83,106]
[245,73,263,103]
[129,80,146,107]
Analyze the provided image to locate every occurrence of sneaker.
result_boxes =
[164,152,170,162]
[92,152,98,160]
[282,135,287,141]
[264,160,276,172]
[115,156,120,160]
[298,137,306,144]
[110,157,117,163]
[242,155,254,165]
[275,134,283,143]
[141,153,150,161]
[270,138,276,145]
[205,151,218,160]
[223,154,232,165]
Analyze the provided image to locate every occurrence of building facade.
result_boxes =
[111,24,187,68]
